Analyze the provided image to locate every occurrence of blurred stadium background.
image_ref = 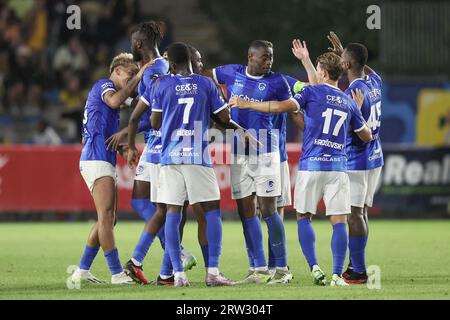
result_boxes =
[0,0,449,220]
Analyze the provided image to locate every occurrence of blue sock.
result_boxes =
[104,248,122,275]
[201,244,209,267]
[132,231,155,264]
[156,224,173,274]
[79,245,99,270]
[131,199,156,222]
[164,212,183,273]
[331,223,348,275]
[297,219,318,270]
[242,220,255,269]
[268,239,275,269]
[349,236,368,273]
[245,216,266,268]
[205,209,222,268]
[264,213,287,268]
[160,248,173,276]
[157,224,165,249]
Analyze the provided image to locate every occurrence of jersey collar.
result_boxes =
[323,83,340,90]
[245,67,265,79]
[348,77,365,87]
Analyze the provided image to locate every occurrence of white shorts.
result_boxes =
[277,161,292,208]
[134,145,151,182]
[231,152,281,199]
[347,167,382,208]
[294,171,351,216]
[149,162,161,203]
[157,165,221,206]
[79,160,117,193]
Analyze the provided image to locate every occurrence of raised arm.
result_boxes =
[103,61,152,109]
[327,31,344,56]
[229,96,297,114]
[291,39,318,85]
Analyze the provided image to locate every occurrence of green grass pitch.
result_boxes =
[0,220,449,300]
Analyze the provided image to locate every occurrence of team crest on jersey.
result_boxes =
[136,165,144,175]
[258,82,267,91]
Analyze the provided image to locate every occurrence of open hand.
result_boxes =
[327,31,344,56]
[291,39,309,61]
[351,88,364,108]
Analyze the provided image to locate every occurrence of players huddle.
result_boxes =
[71,21,383,288]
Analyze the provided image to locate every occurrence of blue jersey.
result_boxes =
[274,75,306,162]
[151,74,227,167]
[293,84,367,171]
[345,72,383,170]
[213,64,294,155]
[137,57,169,161]
[80,79,119,166]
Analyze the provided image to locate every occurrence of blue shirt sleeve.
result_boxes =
[99,80,116,103]
[293,85,310,112]
[151,80,163,112]
[275,75,293,101]
[208,79,227,114]
[349,100,367,132]
[213,64,240,85]
[140,79,156,107]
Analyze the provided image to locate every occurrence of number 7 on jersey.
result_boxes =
[179,97,194,124]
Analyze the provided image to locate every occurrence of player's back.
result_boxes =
[153,73,226,166]
[80,79,119,165]
[297,84,365,171]
[345,72,383,170]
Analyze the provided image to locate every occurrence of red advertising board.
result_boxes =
[0,144,302,212]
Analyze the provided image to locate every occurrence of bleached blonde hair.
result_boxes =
[109,53,137,74]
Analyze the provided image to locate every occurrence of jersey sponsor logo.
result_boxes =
[369,148,383,161]
[150,130,161,137]
[176,129,195,136]
[314,138,345,150]
[169,148,200,158]
[148,145,162,154]
[230,92,263,102]
[234,79,244,88]
[309,155,343,162]
[368,88,381,101]
[175,83,198,95]
[326,95,348,108]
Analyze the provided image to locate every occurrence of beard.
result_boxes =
[132,48,142,62]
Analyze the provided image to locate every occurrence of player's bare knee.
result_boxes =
[330,214,347,225]
[98,209,115,226]
[200,200,220,213]
[258,198,277,218]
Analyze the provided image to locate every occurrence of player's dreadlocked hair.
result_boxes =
[133,21,165,48]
